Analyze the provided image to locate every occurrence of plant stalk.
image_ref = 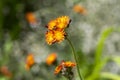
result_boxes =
[66,37,83,80]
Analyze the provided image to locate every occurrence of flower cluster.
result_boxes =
[46,53,57,65]
[45,16,71,45]
[54,61,76,75]
[25,54,35,70]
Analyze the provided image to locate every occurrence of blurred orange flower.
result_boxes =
[26,12,37,24]
[25,53,35,70]
[73,5,87,15]
[54,61,76,74]
[46,53,57,65]
[0,66,12,77]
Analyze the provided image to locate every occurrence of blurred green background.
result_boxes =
[0,0,120,80]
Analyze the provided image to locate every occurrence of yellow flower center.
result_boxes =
[54,30,65,43]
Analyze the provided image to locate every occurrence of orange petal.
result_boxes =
[54,65,62,74]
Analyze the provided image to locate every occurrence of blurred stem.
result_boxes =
[66,37,83,80]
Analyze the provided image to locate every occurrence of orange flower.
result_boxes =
[47,20,57,30]
[73,5,87,15]
[53,30,66,43]
[25,53,35,70]
[45,30,55,45]
[56,16,70,30]
[45,16,70,45]
[46,53,57,65]
[54,61,76,75]
[0,66,12,77]
[45,29,66,45]
[26,12,37,24]
[46,16,70,30]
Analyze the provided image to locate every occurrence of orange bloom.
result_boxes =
[53,30,66,43]
[56,16,70,30]
[26,12,37,24]
[46,16,70,30]
[25,53,35,70]
[45,30,55,45]
[54,61,76,74]
[47,20,57,30]
[45,16,70,45]
[73,5,87,15]
[45,30,66,45]
[0,66,12,77]
[46,53,57,65]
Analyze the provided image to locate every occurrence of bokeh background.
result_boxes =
[0,0,120,80]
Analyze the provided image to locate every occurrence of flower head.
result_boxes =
[45,30,55,45]
[56,16,70,30]
[46,16,70,30]
[73,5,87,15]
[25,53,35,70]
[45,30,66,45]
[54,61,76,75]
[53,30,66,43]
[26,12,37,24]
[46,53,57,65]
[47,20,57,30]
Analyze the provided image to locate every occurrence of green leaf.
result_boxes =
[95,27,114,65]
[101,72,120,80]
[112,56,120,66]
[86,57,110,80]
[0,77,8,80]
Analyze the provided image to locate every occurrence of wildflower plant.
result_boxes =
[45,16,83,80]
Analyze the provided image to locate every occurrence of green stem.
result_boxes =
[66,37,83,80]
